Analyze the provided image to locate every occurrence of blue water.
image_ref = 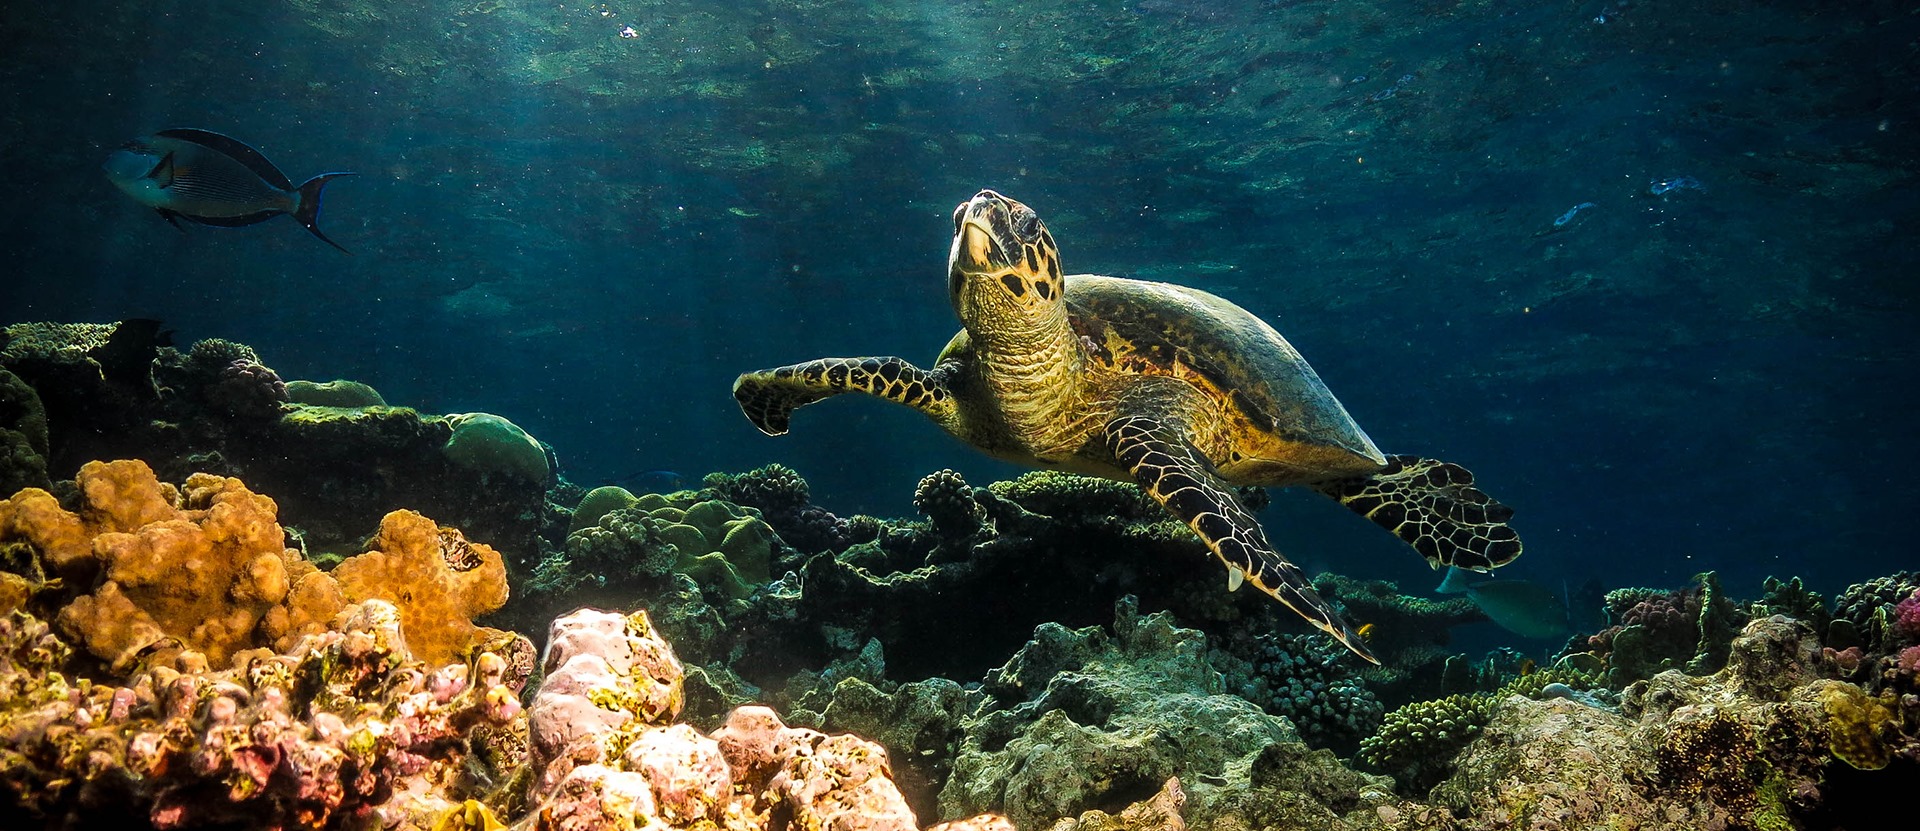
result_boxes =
[3,0,1915,608]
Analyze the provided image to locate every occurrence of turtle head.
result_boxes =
[948,190,1064,332]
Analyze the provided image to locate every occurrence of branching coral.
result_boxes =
[1212,632,1384,753]
[1357,693,1498,794]
[912,469,987,551]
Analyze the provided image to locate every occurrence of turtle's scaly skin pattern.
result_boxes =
[734,356,954,436]
[732,191,1522,663]
[1106,413,1370,660]
[1311,455,1521,571]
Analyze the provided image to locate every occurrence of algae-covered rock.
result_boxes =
[939,597,1303,828]
[285,378,387,408]
[442,412,551,484]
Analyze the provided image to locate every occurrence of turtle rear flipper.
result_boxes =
[1312,455,1522,571]
[733,357,956,436]
[1105,414,1377,664]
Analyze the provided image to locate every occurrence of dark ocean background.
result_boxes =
[2,1,1915,613]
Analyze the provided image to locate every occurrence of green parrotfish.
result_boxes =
[103,128,355,252]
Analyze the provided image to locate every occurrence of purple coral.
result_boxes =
[1893,588,1920,642]
[207,358,289,419]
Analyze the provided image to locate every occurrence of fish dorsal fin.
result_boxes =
[156,128,293,190]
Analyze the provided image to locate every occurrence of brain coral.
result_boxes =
[442,412,551,484]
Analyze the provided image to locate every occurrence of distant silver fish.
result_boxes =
[103,128,355,252]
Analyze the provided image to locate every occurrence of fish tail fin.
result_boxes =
[293,172,356,254]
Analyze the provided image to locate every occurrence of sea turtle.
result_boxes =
[732,190,1521,662]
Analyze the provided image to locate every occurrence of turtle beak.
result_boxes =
[956,216,1001,272]
[953,193,1013,273]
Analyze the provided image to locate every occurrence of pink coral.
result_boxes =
[1893,588,1920,641]
[0,600,526,830]
[525,608,1010,831]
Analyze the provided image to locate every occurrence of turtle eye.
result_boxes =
[1013,210,1039,240]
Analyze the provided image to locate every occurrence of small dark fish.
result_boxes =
[103,128,355,252]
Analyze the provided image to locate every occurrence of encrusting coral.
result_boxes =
[329,509,512,666]
[0,459,512,671]
[0,599,532,830]
[2,459,305,669]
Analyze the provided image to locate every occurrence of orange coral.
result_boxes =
[0,460,510,672]
[330,510,510,666]
[0,485,93,576]
[0,460,304,669]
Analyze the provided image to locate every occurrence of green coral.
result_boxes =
[0,369,50,495]
[441,412,550,484]
[569,485,640,535]
[285,379,387,408]
[546,493,773,602]
[1357,693,1498,793]
[1754,575,1830,632]
[1686,571,1744,674]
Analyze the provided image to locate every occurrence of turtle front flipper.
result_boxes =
[1104,414,1377,664]
[733,357,955,436]
[1311,455,1523,572]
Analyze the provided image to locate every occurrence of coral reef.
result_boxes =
[6,456,1920,830]
[0,519,1006,831]
[934,597,1391,829]
[0,600,530,830]
[0,322,561,577]
[1581,571,1750,686]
